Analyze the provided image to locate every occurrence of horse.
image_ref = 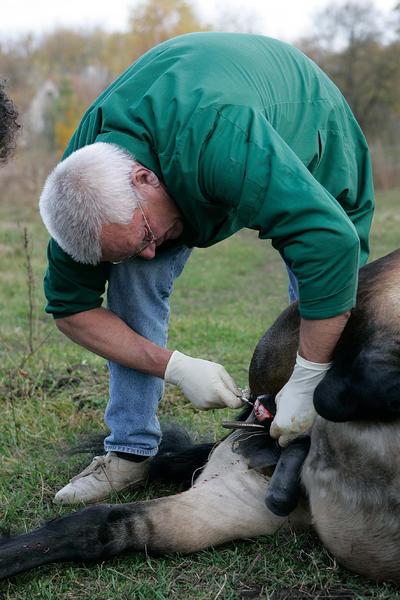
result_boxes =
[1,249,400,583]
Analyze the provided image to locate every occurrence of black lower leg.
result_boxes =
[0,503,143,580]
[265,436,311,517]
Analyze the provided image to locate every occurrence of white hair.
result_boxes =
[39,142,142,265]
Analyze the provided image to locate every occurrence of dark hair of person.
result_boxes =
[0,80,20,164]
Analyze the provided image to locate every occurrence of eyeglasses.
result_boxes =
[112,201,158,265]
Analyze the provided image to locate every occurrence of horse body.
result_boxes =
[2,250,400,583]
[250,248,400,582]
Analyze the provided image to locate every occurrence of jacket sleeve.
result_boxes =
[197,106,362,319]
[44,239,109,319]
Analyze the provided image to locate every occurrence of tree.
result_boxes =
[127,0,210,56]
[47,77,86,153]
[300,1,400,140]
[312,0,382,48]
[32,28,109,78]
[393,3,400,37]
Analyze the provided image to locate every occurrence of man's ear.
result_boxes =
[131,163,160,188]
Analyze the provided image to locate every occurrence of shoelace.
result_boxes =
[70,455,110,482]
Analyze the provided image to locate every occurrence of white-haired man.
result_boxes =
[39,32,374,505]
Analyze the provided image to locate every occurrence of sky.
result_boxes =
[0,0,397,43]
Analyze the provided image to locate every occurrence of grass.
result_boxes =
[1,188,400,599]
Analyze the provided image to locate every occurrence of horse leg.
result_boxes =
[0,431,309,580]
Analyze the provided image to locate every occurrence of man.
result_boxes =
[39,32,374,505]
[0,80,19,164]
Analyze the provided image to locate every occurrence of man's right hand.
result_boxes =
[164,350,243,410]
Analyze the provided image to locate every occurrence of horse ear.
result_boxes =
[314,345,400,422]
[313,365,355,422]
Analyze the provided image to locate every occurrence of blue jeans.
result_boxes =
[104,245,192,456]
[285,263,299,303]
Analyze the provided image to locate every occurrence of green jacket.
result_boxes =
[44,32,374,320]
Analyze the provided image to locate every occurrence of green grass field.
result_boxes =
[1,190,400,599]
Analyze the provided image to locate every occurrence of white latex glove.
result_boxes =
[270,353,332,447]
[164,350,243,410]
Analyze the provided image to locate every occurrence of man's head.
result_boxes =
[0,81,20,164]
[39,142,183,265]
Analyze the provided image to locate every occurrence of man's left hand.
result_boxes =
[270,353,332,447]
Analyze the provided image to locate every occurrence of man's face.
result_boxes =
[100,184,184,264]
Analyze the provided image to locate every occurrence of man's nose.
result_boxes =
[140,243,157,260]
